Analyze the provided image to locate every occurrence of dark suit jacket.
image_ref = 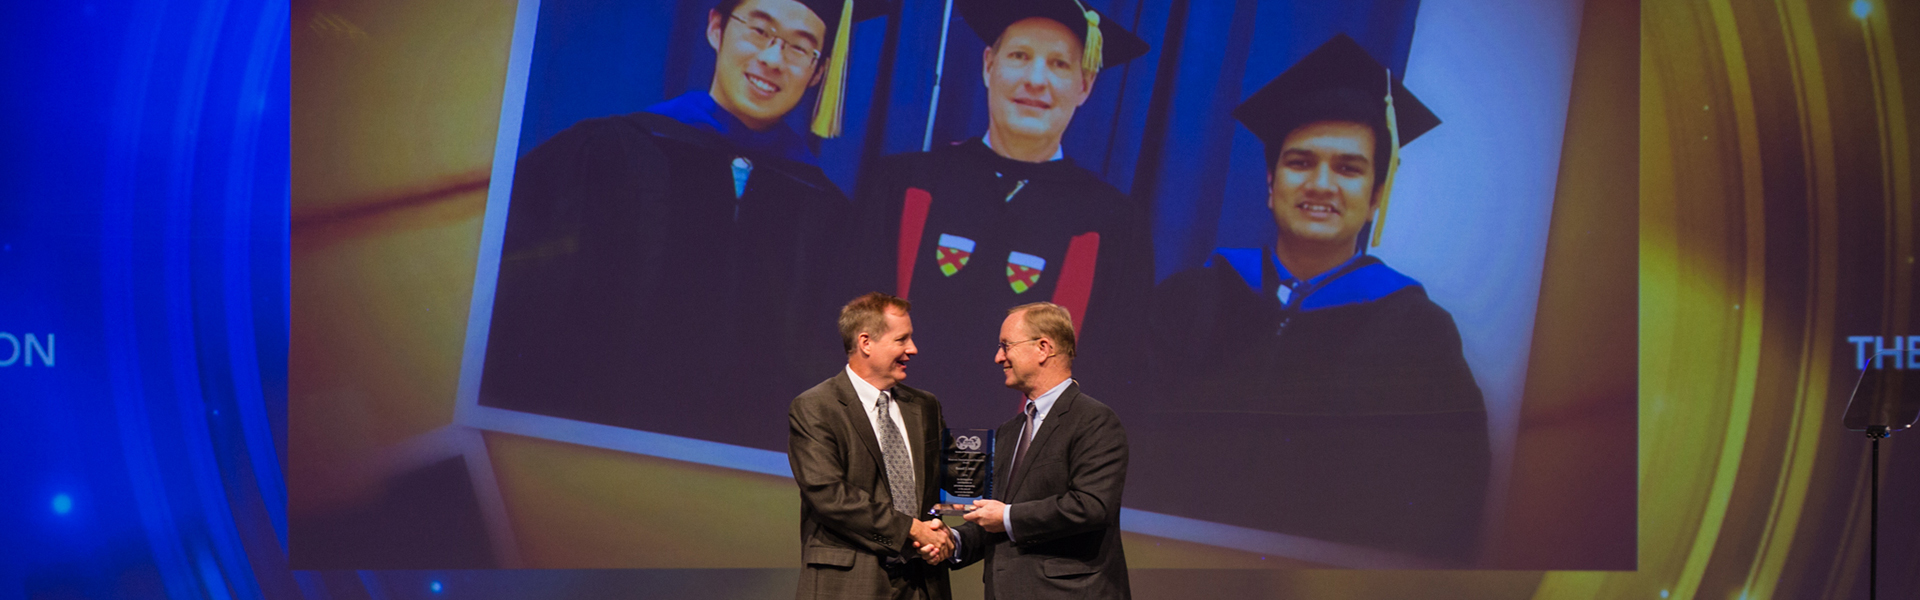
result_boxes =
[954,381,1130,599]
[789,371,952,600]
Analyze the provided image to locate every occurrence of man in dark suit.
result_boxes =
[949,302,1131,599]
[790,293,957,599]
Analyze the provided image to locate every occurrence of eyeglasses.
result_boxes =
[727,14,821,68]
[996,338,1043,353]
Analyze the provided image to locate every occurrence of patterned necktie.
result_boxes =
[1009,400,1037,486]
[875,390,917,516]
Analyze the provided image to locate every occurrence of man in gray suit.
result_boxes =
[790,292,957,599]
[949,302,1131,599]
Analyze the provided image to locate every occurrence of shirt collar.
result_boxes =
[982,133,1066,162]
[846,364,887,410]
[1027,378,1074,419]
[1269,249,1364,288]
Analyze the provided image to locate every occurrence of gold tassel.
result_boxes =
[809,0,855,138]
[1371,67,1401,248]
[1071,0,1103,75]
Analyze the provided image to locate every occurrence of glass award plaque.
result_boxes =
[933,428,994,516]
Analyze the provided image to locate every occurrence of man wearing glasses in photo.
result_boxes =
[479,0,891,453]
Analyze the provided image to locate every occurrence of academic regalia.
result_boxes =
[478,92,851,452]
[851,138,1153,427]
[1128,34,1485,563]
[1134,250,1488,562]
[846,0,1154,426]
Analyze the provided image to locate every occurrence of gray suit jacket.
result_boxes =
[789,371,952,600]
[954,382,1130,599]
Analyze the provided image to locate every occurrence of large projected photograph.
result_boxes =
[291,0,1632,572]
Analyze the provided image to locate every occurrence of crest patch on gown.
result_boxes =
[1006,251,1047,293]
[936,233,975,276]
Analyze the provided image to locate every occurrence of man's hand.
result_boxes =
[910,519,952,563]
[963,499,1008,533]
[913,537,952,564]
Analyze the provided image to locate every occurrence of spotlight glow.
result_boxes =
[430,581,444,593]
[1852,0,1871,19]
[52,493,73,515]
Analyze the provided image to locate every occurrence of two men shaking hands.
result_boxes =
[790,294,1131,600]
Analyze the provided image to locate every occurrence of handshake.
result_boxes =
[908,499,1009,564]
[908,518,953,564]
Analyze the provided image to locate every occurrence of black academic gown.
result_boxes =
[478,106,849,452]
[1133,249,1489,563]
[852,139,1152,428]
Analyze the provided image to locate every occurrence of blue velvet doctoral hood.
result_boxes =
[645,91,818,166]
[1207,247,1421,312]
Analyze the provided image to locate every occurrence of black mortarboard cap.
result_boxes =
[956,0,1150,73]
[1232,33,1441,247]
[1233,33,1439,150]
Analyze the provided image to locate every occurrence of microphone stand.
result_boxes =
[1864,424,1888,600]
[1840,352,1919,600]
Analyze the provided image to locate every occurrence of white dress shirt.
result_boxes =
[846,364,913,467]
[981,134,1067,162]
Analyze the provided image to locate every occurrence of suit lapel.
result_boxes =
[992,416,1023,500]
[896,388,923,452]
[894,387,925,506]
[835,372,888,479]
[1005,382,1080,499]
